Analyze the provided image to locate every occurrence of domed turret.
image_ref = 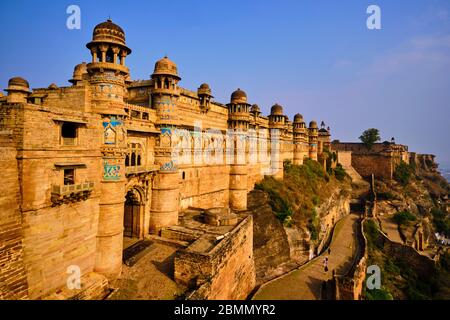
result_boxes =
[227,88,251,130]
[294,113,304,123]
[308,120,319,161]
[69,62,88,85]
[270,103,284,116]
[151,56,181,126]
[6,77,30,103]
[87,19,131,53]
[293,113,309,165]
[7,77,30,92]
[92,19,126,46]
[86,19,131,74]
[198,83,212,97]
[309,121,318,129]
[251,104,260,113]
[230,88,248,105]
[152,56,181,80]
[198,83,213,113]
[269,103,286,128]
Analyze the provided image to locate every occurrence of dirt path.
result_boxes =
[253,213,360,300]
[108,242,185,300]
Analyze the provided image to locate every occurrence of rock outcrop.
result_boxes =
[248,190,292,284]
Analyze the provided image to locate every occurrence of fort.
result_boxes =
[0,19,333,300]
[0,19,441,301]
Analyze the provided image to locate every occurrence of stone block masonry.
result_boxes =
[0,106,28,299]
[174,215,256,300]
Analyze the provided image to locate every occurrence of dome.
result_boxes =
[309,121,318,129]
[152,56,180,79]
[8,77,29,88]
[86,19,131,54]
[6,77,30,93]
[198,83,212,97]
[270,103,284,115]
[93,19,125,45]
[294,113,304,123]
[48,83,58,90]
[70,62,87,84]
[230,88,248,104]
[251,104,261,113]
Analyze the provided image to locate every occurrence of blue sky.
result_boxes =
[1,0,449,166]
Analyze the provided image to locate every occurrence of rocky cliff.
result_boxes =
[375,156,449,254]
[249,160,353,284]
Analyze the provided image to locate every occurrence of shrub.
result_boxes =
[364,220,384,250]
[394,161,414,186]
[255,179,293,224]
[334,164,347,182]
[364,287,394,300]
[308,209,320,241]
[393,211,417,226]
[376,191,397,200]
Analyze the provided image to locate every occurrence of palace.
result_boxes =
[0,20,332,300]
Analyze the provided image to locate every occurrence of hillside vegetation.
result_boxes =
[255,159,351,240]
[363,220,450,300]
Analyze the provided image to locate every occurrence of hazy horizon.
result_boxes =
[1,0,449,165]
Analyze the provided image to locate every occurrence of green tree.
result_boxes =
[359,128,381,150]
[394,161,413,186]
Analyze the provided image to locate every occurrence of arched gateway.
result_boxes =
[124,189,143,239]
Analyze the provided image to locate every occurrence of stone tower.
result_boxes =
[227,89,250,210]
[269,104,285,179]
[86,19,132,279]
[149,57,182,231]
[308,121,319,161]
[293,113,308,165]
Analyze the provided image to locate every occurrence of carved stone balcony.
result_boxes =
[51,182,94,206]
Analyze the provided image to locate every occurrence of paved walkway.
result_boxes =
[378,214,404,244]
[253,213,360,300]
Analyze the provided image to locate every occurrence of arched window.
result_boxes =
[126,143,144,171]
[164,78,170,89]
[106,48,114,63]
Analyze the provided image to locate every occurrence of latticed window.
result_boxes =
[126,143,143,168]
